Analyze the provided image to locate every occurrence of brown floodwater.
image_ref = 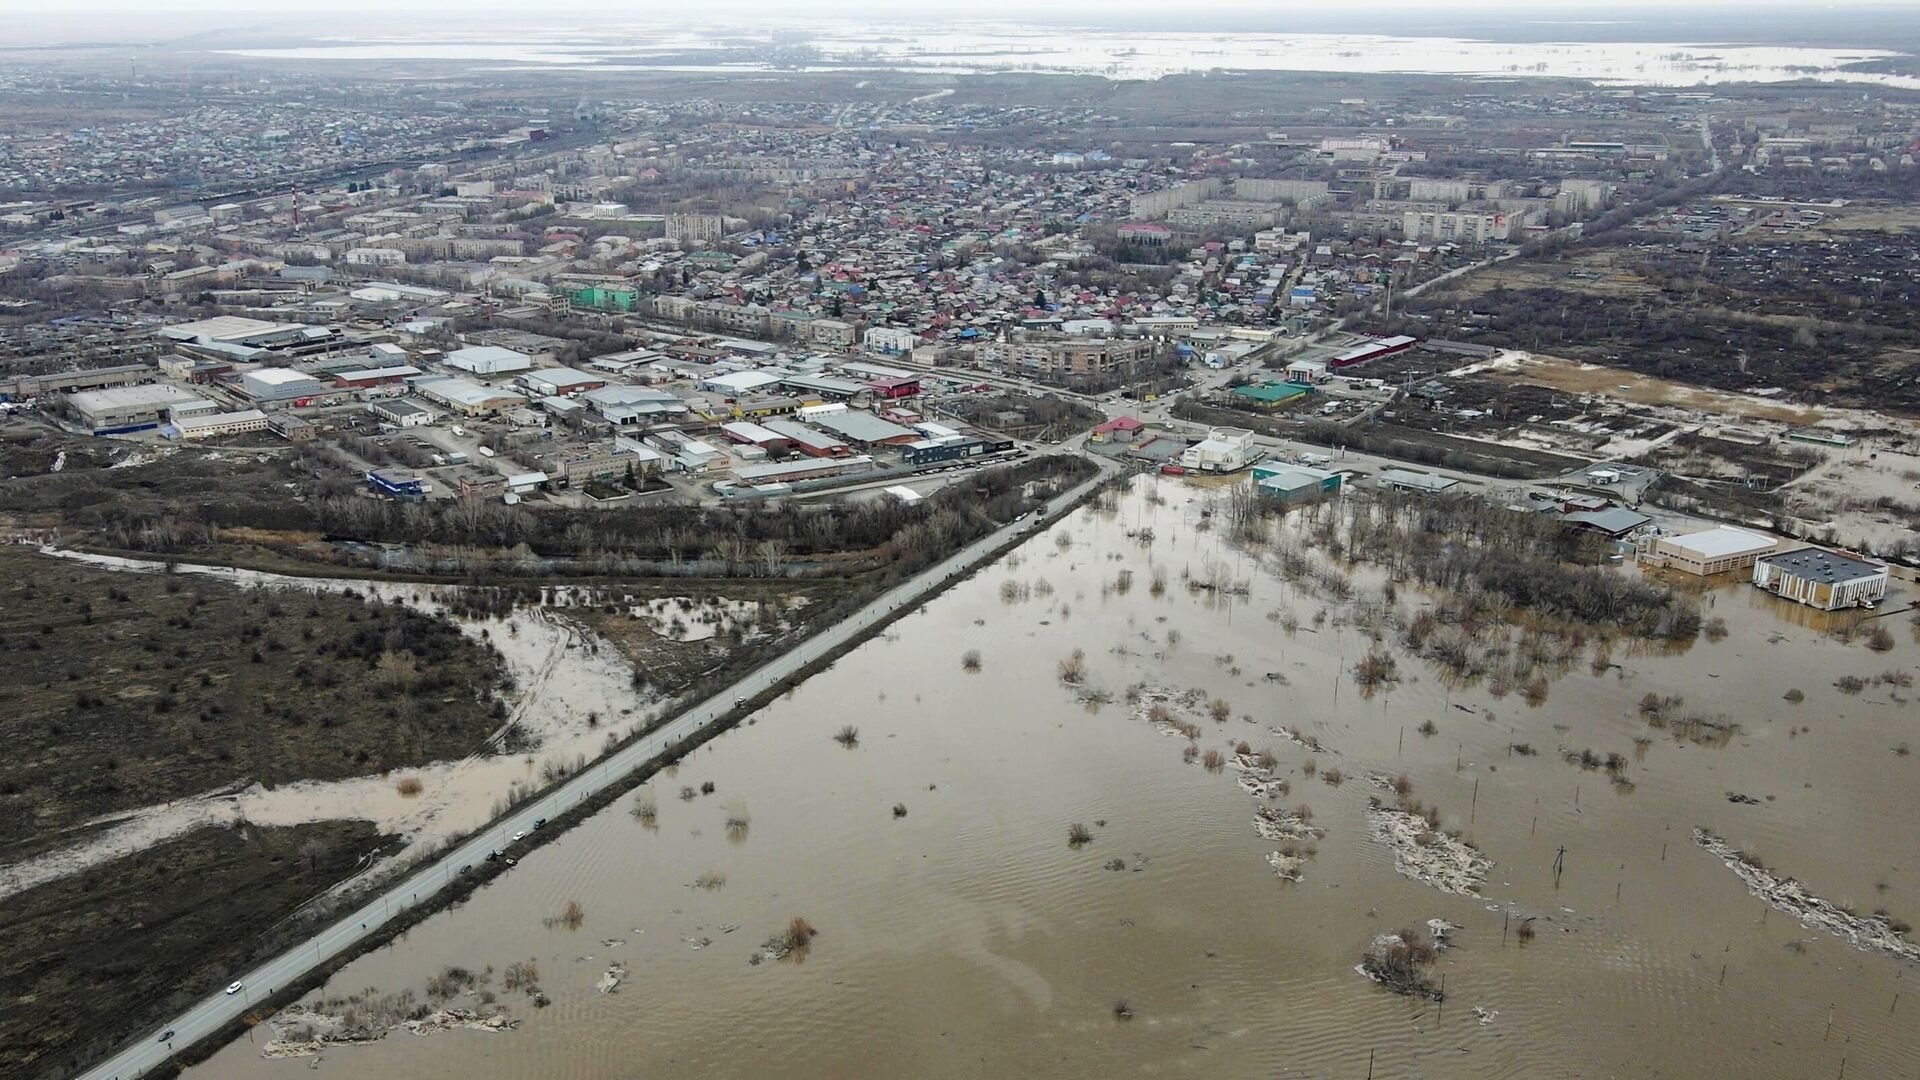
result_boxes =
[185,477,1920,1080]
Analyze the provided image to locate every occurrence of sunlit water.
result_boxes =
[219,23,1920,88]
[183,477,1920,1079]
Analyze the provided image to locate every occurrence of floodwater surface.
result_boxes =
[184,478,1920,1079]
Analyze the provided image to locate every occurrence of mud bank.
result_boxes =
[1694,829,1920,965]
[1356,919,1456,1000]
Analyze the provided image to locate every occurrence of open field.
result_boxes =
[1,821,386,1080]
[1403,206,1920,411]
[0,547,511,856]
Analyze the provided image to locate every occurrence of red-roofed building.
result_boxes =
[1091,415,1146,444]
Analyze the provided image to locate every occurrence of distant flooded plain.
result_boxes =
[186,477,1920,1080]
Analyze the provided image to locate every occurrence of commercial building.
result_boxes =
[1254,463,1342,503]
[1230,381,1313,410]
[445,345,533,376]
[1560,506,1652,540]
[66,383,205,434]
[902,437,1013,466]
[1645,526,1777,575]
[1090,416,1145,444]
[1378,468,1459,494]
[1753,547,1889,611]
[1180,428,1255,473]
[366,469,427,501]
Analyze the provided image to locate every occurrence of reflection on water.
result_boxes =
[220,24,1920,88]
[185,478,1919,1080]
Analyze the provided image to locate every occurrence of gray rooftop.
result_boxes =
[1759,546,1885,583]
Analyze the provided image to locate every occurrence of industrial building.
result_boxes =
[1378,468,1459,494]
[160,316,312,350]
[1645,526,1777,575]
[239,367,328,404]
[733,455,875,485]
[445,345,533,376]
[518,367,607,398]
[370,399,434,427]
[413,376,527,417]
[333,365,422,389]
[66,383,205,434]
[1752,547,1889,611]
[806,409,922,447]
[169,409,269,440]
[765,419,851,457]
[1329,335,1418,370]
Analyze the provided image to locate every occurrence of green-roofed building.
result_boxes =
[1230,381,1313,410]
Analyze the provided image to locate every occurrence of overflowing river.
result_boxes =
[182,477,1919,1079]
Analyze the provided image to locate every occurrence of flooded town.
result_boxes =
[2,3,1919,1079]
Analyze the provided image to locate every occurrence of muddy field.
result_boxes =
[177,476,1920,1080]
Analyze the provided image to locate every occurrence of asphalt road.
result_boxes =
[79,453,1119,1080]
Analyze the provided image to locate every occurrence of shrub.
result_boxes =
[1866,627,1895,652]
[1202,749,1224,771]
[961,649,983,672]
[1068,822,1094,847]
[834,725,860,747]
[1058,649,1088,685]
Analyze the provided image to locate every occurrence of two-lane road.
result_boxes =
[80,453,1118,1080]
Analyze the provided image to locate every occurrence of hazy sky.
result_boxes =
[3,0,1917,46]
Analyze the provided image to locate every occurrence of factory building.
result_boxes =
[239,367,328,404]
[1753,547,1889,611]
[66,384,206,434]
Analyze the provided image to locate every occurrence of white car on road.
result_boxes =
[224,981,244,995]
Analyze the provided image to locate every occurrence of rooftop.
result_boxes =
[1661,526,1776,560]
[1759,546,1886,583]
